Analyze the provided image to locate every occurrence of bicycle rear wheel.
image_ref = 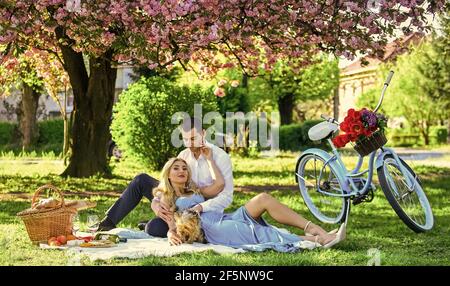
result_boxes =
[377,155,434,232]
[296,154,348,224]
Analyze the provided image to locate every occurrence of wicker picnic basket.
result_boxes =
[353,130,388,157]
[17,184,77,245]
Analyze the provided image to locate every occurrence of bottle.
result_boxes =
[94,233,120,244]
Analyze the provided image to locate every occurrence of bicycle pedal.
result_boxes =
[352,195,364,205]
[352,189,374,205]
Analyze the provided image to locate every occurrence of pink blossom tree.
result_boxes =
[0,0,445,177]
[0,48,45,149]
[0,48,70,152]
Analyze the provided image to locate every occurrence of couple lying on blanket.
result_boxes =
[97,117,346,252]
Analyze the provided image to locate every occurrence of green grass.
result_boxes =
[0,152,449,266]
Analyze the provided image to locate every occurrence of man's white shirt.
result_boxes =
[177,141,233,213]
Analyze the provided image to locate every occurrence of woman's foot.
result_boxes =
[316,233,338,246]
[304,221,336,236]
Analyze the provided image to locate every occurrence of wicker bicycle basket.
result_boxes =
[17,184,77,245]
[353,130,388,157]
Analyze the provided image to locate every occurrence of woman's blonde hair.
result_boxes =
[152,157,200,210]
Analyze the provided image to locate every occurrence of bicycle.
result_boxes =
[295,71,434,233]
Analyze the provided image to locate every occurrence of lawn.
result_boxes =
[0,151,449,266]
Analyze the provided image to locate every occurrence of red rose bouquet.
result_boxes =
[332,108,387,148]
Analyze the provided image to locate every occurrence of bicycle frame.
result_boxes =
[298,140,417,199]
[296,70,417,199]
[295,71,433,229]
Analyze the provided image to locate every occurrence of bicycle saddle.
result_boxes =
[308,121,339,141]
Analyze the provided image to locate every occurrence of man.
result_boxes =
[97,117,234,237]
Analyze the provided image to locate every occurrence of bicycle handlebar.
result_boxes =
[384,70,394,86]
[374,70,394,113]
[321,114,339,124]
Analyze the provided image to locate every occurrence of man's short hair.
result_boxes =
[180,116,203,133]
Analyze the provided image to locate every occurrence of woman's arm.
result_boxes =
[166,213,182,246]
[167,229,182,245]
[199,147,225,199]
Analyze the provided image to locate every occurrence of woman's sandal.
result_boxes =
[322,223,346,249]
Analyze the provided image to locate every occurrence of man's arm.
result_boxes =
[151,195,173,224]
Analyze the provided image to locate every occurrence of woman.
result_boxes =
[154,155,345,252]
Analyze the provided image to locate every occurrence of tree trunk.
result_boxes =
[19,83,40,150]
[333,87,339,120]
[63,115,70,156]
[58,43,117,177]
[242,73,248,88]
[278,93,294,125]
[448,115,450,144]
[423,132,430,145]
[62,88,70,158]
[419,123,430,146]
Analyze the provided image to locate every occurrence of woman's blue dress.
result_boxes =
[175,194,314,253]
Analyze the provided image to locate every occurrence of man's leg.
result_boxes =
[98,173,159,230]
[145,217,169,238]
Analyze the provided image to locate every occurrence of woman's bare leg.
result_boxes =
[244,193,336,245]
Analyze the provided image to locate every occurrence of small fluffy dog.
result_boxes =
[174,209,206,244]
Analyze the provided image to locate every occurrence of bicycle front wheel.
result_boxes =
[377,155,434,232]
[296,154,348,224]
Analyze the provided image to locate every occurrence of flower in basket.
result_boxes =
[332,108,387,148]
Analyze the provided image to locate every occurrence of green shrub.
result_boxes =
[37,119,64,145]
[279,124,302,151]
[0,119,63,154]
[430,126,448,145]
[0,122,16,145]
[217,87,250,117]
[279,120,330,152]
[212,115,270,157]
[111,77,218,170]
[387,128,424,147]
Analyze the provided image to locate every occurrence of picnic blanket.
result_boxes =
[65,237,246,261]
[40,228,318,261]
[40,228,245,261]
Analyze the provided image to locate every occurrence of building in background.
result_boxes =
[337,32,424,121]
[0,65,135,121]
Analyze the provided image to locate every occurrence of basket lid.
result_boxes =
[17,200,96,217]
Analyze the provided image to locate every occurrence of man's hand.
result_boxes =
[189,204,203,214]
[200,146,213,161]
[167,230,182,246]
[153,201,173,224]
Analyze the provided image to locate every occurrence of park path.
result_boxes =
[0,185,298,200]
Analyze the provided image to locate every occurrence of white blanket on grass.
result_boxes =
[66,238,245,261]
[41,228,245,261]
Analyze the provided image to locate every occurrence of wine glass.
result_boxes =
[87,215,99,233]
[72,214,81,235]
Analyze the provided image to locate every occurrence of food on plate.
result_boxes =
[77,235,94,242]
[48,237,61,246]
[57,235,67,245]
[80,240,116,248]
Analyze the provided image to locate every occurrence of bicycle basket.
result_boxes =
[353,130,387,157]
